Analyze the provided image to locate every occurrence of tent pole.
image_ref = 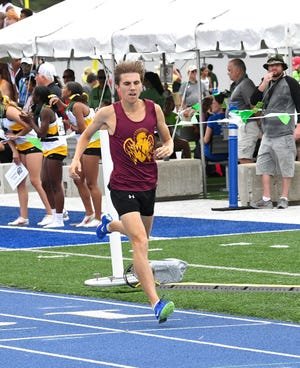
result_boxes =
[195,49,207,198]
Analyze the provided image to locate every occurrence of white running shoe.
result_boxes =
[82,218,101,228]
[8,217,29,226]
[75,214,94,227]
[37,214,53,226]
[63,209,69,221]
[43,221,64,228]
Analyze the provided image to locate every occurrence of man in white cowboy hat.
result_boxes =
[250,54,300,209]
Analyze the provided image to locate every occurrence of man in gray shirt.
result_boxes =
[227,59,258,164]
[250,54,300,209]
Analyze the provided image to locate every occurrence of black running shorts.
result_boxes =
[110,188,156,217]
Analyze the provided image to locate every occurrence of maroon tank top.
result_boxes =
[109,99,158,191]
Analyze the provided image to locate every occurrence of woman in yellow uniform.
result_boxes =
[0,91,52,226]
[55,82,102,227]
[26,86,67,228]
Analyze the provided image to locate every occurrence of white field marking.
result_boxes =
[129,248,162,253]
[37,255,70,259]
[151,227,300,240]
[39,306,82,310]
[0,344,137,368]
[45,310,151,319]
[22,249,133,261]
[0,331,119,343]
[0,327,36,332]
[0,225,95,235]
[15,249,300,278]
[189,264,300,277]
[220,242,252,247]
[0,322,15,327]
[0,313,299,360]
[1,288,300,328]
[270,245,290,248]
[120,317,272,332]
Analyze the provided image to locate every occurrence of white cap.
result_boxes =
[187,64,197,73]
[37,62,57,80]
[21,57,33,65]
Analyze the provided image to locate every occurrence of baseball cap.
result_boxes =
[187,65,197,73]
[37,62,57,79]
[21,57,33,65]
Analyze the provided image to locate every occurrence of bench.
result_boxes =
[238,162,300,206]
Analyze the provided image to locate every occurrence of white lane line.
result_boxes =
[0,313,299,360]
[189,264,300,277]
[0,225,96,235]
[0,288,299,328]
[0,331,118,342]
[0,344,137,368]
[126,330,300,360]
[136,322,271,332]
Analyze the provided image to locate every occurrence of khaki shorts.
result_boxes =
[238,121,261,160]
[256,135,296,177]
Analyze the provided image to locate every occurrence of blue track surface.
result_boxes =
[1,206,300,249]
[0,288,299,368]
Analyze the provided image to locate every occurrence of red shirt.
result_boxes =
[109,99,158,191]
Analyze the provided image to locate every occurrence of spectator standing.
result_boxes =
[25,86,68,227]
[0,62,14,99]
[36,62,61,98]
[172,66,182,111]
[0,92,52,227]
[18,57,33,108]
[227,58,258,163]
[57,82,102,227]
[250,54,300,209]
[162,95,191,158]
[69,60,175,323]
[87,69,112,109]
[200,66,211,97]
[208,63,219,92]
[62,69,75,84]
[179,65,200,109]
[140,71,166,109]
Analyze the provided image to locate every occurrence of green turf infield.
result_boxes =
[0,231,299,323]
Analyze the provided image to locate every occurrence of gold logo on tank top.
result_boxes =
[123,128,154,164]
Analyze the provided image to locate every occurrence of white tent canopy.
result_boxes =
[194,1,300,53]
[0,0,109,58]
[1,0,300,59]
[0,0,231,59]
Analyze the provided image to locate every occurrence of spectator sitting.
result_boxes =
[3,7,19,27]
[203,93,228,162]
[20,8,33,19]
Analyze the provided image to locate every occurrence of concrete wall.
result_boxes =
[63,158,203,200]
[238,162,300,206]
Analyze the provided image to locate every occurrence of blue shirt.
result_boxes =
[204,112,228,162]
